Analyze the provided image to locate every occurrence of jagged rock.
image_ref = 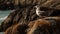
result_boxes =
[0,0,60,10]
[27,17,60,34]
[0,6,39,32]
[5,23,28,34]
[4,17,60,34]
[4,26,13,34]
[0,0,60,34]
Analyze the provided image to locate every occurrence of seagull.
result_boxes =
[35,5,53,17]
[35,5,45,17]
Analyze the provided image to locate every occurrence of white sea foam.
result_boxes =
[0,16,7,20]
[0,32,4,34]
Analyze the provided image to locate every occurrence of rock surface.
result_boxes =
[0,0,60,34]
[0,0,60,10]
[4,17,60,34]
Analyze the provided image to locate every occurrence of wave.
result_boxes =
[0,16,7,20]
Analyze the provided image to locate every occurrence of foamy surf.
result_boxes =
[0,16,7,20]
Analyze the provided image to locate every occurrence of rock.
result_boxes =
[5,23,28,34]
[27,17,60,34]
[4,26,13,34]
[0,0,60,34]
[0,6,39,32]
[0,0,60,10]
[4,17,60,34]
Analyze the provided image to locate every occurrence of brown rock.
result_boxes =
[0,6,39,32]
[0,0,60,34]
[27,17,60,34]
[5,23,28,34]
[0,0,60,10]
[5,17,60,34]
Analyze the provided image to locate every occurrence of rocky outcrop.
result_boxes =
[0,0,60,34]
[0,0,60,10]
[5,23,28,34]
[4,17,60,34]
[27,17,60,34]
[0,6,39,32]
[0,0,14,10]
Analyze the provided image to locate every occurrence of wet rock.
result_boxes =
[0,0,60,10]
[4,17,60,34]
[27,17,60,34]
[0,6,39,32]
[5,23,28,34]
[0,0,60,34]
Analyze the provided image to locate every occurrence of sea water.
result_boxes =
[0,11,11,23]
[0,10,11,34]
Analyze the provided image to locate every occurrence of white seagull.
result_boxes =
[35,5,45,17]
